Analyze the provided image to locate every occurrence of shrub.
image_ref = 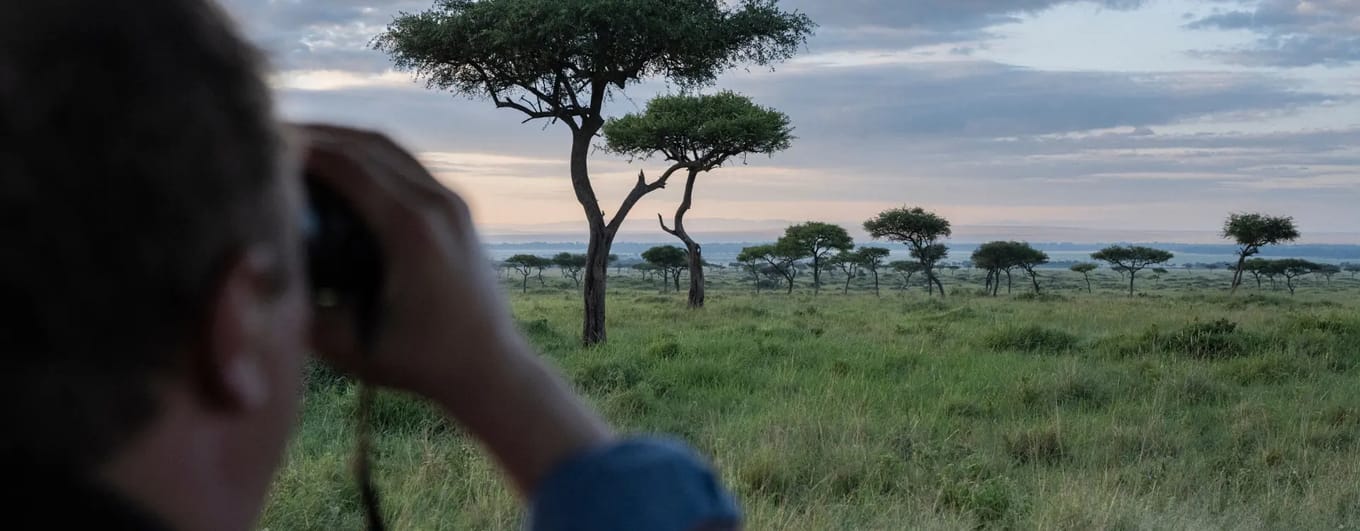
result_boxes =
[940,474,1021,525]
[984,325,1079,354]
[1161,319,1250,359]
[646,337,682,358]
[1018,372,1112,410]
[1005,427,1067,465]
[574,358,646,394]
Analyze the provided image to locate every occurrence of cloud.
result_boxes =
[723,61,1337,141]
[217,0,428,72]
[779,0,1152,53]
[1185,0,1360,66]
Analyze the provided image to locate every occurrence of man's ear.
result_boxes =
[196,246,279,412]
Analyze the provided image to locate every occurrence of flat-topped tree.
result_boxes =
[856,247,891,297]
[776,222,853,295]
[1266,258,1320,295]
[604,92,793,309]
[890,260,923,290]
[376,0,814,344]
[505,254,550,293]
[831,251,860,295]
[1090,245,1173,296]
[1243,258,1271,288]
[1070,263,1098,294]
[552,252,588,287]
[865,207,951,297]
[1223,213,1300,295]
[739,244,800,294]
[642,245,688,292]
[1009,243,1050,294]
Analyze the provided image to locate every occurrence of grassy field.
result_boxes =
[261,268,1360,530]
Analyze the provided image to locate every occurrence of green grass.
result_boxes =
[261,269,1360,530]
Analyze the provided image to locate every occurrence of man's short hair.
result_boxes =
[0,0,281,469]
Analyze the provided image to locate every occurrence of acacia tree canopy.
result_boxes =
[775,222,853,294]
[604,91,793,168]
[376,0,815,127]
[1090,245,1174,296]
[865,207,951,297]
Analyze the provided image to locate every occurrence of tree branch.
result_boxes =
[658,213,678,237]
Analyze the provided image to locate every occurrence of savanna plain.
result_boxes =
[262,268,1360,530]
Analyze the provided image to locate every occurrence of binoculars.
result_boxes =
[303,177,383,346]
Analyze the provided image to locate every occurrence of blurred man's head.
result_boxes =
[0,0,308,523]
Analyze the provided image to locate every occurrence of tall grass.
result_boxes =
[261,269,1360,530]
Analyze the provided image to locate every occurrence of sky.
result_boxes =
[217,0,1360,243]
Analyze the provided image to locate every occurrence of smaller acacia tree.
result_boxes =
[865,207,951,297]
[856,247,891,296]
[505,254,551,293]
[733,256,765,293]
[1091,245,1174,296]
[1223,213,1300,294]
[605,92,793,308]
[1243,258,1271,288]
[553,252,588,287]
[831,251,860,295]
[642,245,688,292]
[889,261,923,290]
[775,222,853,295]
[973,241,1048,295]
[1012,243,1050,294]
[740,244,800,294]
[1070,263,1098,294]
[1316,264,1341,283]
[1266,258,1319,295]
[970,244,1005,296]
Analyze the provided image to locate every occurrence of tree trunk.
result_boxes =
[1083,273,1091,294]
[872,269,880,297]
[812,255,822,295]
[843,269,853,295]
[581,226,611,345]
[660,169,705,309]
[1029,269,1041,294]
[674,268,682,293]
[1005,269,1013,294]
[1286,277,1296,295]
[1230,252,1249,295]
[1128,270,1136,297]
[521,273,529,294]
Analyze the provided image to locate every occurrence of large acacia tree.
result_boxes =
[604,92,793,308]
[864,207,951,297]
[1223,213,1299,295]
[376,0,813,344]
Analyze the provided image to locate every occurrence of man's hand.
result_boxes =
[299,124,612,494]
[301,124,513,395]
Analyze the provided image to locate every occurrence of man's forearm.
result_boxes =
[428,332,614,495]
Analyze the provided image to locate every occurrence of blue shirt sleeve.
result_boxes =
[527,437,741,531]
